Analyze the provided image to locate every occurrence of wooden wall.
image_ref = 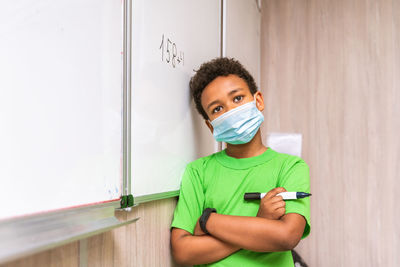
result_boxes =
[1,198,178,267]
[260,0,400,266]
[224,0,261,86]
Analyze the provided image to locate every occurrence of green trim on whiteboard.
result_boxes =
[133,190,180,204]
[120,194,134,208]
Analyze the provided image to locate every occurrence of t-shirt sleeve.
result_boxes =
[278,157,311,239]
[171,165,205,234]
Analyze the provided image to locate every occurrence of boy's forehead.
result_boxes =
[201,75,250,105]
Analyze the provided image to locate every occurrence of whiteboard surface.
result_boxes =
[131,0,219,198]
[0,0,123,220]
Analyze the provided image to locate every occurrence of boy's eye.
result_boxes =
[212,106,223,114]
[233,95,243,103]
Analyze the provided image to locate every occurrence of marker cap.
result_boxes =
[244,193,261,200]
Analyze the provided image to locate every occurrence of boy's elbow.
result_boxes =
[173,247,201,267]
[171,229,193,266]
[279,213,306,251]
[260,226,301,252]
[282,234,301,250]
[281,228,302,250]
[256,233,300,252]
[172,249,190,266]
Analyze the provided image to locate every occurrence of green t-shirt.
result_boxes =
[171,148,311,267]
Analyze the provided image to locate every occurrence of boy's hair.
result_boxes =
[190,57,258,120]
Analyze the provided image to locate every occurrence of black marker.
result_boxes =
[244,192,312,200]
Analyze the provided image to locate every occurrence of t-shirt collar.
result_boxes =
[215,147,277,169]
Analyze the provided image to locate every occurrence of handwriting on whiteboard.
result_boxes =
[159,34,184,68]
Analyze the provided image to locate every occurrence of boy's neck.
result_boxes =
[225,130,267,159]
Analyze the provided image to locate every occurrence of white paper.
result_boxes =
[266,133,302,157]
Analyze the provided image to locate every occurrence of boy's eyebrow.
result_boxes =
[206,88,245,110]
[206,100,220,111]
[227,88,245,96]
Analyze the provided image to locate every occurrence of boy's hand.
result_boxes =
[194,218,206,236]
[256,187,287,220]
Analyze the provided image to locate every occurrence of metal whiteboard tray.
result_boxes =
[0,201,138,265]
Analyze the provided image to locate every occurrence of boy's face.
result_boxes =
[200,74,264,132]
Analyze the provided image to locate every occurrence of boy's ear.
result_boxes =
[255,91,265,112]
[205,120,214,133]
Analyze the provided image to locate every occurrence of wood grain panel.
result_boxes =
[86,198,178,267]
[1,242,79,267]
[261,0,400,266]
[129,198,177,267]
[2,198,178,267]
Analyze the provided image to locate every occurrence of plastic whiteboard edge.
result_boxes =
[256,0,262,12]
[133,190,180,204]
[122,0,132,198]
[0,200,139,265]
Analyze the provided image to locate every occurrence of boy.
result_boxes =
[171,58,310,266]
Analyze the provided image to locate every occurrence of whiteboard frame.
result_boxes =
[134,190,179,204]
[122,0,132,199]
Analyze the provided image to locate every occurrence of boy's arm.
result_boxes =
[170,187,294,265]
[171,228,240,266]
[171,212,305,266]
[202,160,310,252]
[204,212,306,252]
[192,187,306,252]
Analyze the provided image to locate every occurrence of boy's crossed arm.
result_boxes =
[171,228,240,266]
[171,187,306,266]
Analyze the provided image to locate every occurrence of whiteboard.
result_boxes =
[0,0,123,220]
[131,0,220,201]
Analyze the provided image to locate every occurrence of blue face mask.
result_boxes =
[210,98,264,144]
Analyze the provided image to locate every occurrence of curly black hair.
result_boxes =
[190,57,258,120]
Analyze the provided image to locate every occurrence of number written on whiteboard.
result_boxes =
[159,34,184,68]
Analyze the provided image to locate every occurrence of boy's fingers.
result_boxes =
[265,187,287,199]
[270,196,284,203]
[272,201,286,209]
[276,207,286,216]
